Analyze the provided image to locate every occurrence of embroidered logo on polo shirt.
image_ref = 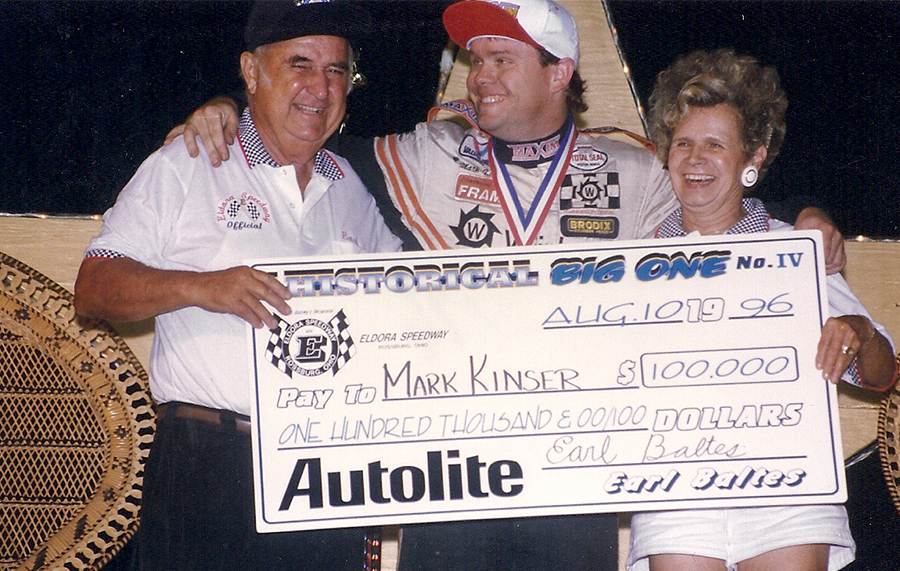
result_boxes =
[216,192,271,230]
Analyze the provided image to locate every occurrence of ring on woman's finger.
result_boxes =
[841,345,855,356]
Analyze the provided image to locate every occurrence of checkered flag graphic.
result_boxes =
[329,309,356,375]
[264,311,355,379]
[265,314,294,380]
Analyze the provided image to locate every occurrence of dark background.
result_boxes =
[4,3,899,569]
[3,0,899,238]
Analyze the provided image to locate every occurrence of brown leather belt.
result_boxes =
[157,402,251,434]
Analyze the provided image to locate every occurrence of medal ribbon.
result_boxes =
[489,120,577,246]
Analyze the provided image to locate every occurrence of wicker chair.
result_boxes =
[0,252,154,571]
[879,363,900,516]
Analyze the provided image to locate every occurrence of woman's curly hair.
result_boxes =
[648,49,787,181]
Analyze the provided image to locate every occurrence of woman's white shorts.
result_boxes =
[626,504,855,571]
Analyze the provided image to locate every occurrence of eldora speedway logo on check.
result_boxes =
[284,318,337,376]
[266,311,356,378]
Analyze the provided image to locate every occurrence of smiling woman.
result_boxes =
[624,47,898,571]
[607,0,900,239]
[665,105,767,235]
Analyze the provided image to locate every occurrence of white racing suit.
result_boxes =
[375,102,678,251]
[371,102,678,571]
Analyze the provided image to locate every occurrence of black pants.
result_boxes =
[137,409,368,571]
[397,514,619,571]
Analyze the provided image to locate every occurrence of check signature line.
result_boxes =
[542,454,808,471]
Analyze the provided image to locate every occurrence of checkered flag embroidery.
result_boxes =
[329,309,355,375]
[265,315,294,379]
[226,198,261,220]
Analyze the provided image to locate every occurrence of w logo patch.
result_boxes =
[451,205,500,248]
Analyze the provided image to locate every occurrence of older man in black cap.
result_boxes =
[74,2,401,569]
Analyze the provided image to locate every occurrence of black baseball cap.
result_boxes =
[245,0,373,52]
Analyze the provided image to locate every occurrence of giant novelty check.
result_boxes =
[248,231,844,532]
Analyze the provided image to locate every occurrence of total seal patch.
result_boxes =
[569,145,609,171]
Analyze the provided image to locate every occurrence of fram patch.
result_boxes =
[455,174,500,206]
[560,215,619,239]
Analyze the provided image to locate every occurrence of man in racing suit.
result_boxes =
[374,99,675,250]
[374,3,669,568]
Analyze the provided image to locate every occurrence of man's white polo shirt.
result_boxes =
[86,110,401,414]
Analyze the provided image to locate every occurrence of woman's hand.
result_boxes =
[816,314,896,390]
[817,316,867,383]
[164,96,240,167]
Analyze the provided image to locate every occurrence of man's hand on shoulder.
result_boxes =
[794,206,846,274]
[164,96,240,167]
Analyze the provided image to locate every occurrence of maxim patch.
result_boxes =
[569,145,609,171]
[508,135,560,162]
[455,174,500,206]
[560,215,619,239]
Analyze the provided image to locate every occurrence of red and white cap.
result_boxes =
[443,0,579,66]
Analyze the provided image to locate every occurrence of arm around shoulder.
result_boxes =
[164,96,241,167]
[793,206,845,274]
[637,148,679,238]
